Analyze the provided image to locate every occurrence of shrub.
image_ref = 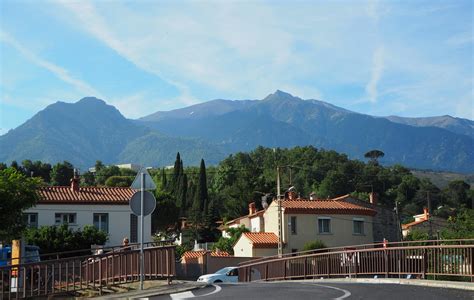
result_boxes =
[303,240,327,251]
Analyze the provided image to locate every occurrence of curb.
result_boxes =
[285,278,474,291]
[95,282,207,299]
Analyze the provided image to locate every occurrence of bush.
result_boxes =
[25,224,108,256]
[303,240,327,251]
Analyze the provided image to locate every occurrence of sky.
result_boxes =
[0,0,473,135]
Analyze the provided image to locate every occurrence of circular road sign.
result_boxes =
[129,191,156,216]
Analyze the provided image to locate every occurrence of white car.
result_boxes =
[197,266,239,284]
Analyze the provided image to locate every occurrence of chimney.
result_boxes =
[248,202,256,215]
[423,207,429,220]
[287,191,297,200]
[369,192,378,205]
[309,192,317,200]
[70,169,79,192]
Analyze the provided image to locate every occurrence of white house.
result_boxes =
[24,176,152,246]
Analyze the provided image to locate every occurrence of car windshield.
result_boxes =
[215,267,234,275]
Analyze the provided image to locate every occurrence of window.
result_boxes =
[290,216,297,235]
[130,214,138,243]
[353,218,364,235]
[93,213,109,233]
[318,217,331,234]
[24,213,38,228]
[55,213,76,225]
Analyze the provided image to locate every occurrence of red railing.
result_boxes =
[238,241,474,282]
[0,243,175,299]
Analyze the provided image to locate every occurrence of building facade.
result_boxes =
[24,177,151,246]
[231,193,377,257]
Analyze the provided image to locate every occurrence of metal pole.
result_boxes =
[277,166,282,257]
[140,172,145,290]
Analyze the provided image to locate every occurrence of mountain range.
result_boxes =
[1,91,473,173]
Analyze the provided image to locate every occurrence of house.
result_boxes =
[23,175,152,246]
[402,208,447,238]
[231,192,377,257]
[221,203,265,238]
[233,232,279,257]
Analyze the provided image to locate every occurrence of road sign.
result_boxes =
[129,191,156,216]
[131,168,157,190]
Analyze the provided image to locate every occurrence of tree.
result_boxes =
[105,176,133,187]
[441,209,474,239]
[364,149,385,165]
[50,161,74,186]
[151,191,179,233]
[21,160,52,183]
[212,225,249,254]
[442,180,472,209]
[0,168,41,242]
[95,165,121,185]
[82,171,96,186]
[24,224,108,255]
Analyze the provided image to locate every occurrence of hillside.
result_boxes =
[0,97,225,169]
[1,91,473,173]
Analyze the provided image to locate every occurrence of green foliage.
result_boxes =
[364,149,385,165]
[24,224,108,254]
[50,161,74,186]
[302,240,327,251]
[441,209,474,239]
[152,191,179,233]
[105,175,133,187]
[21,160,52,183]
[95,165,121,185]
[175,242,193,260]
[405,229,430,241]
[0,168,41,242]
[212,225,250,254]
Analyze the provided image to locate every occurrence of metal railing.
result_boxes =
[0,243,175,299]
[238,239,474,266]
[238,241,474,283]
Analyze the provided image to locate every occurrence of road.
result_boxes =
[149,281,474,300]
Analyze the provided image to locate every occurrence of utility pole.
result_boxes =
[427,191,432,239]
[277,166,283,257]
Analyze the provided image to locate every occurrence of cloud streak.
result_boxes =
[0,30,101,97]
[365,46,385,103]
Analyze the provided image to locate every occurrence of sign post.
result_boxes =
[130,168,157,290]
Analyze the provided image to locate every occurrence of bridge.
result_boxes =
[0,241,175,299]
[237,239,474,282]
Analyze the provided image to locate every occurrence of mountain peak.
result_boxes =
[77,96,107,105]
[263,90,300,102]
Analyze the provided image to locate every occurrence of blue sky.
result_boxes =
[0,0,473,135]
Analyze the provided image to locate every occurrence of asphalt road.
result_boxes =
[150,281,474,300]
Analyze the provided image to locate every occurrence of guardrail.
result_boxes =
[238,242,474,283]
[0,243,175,299]
[238,239,474,266]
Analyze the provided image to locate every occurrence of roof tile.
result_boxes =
[281,195,376,216]
[37,186,134,204]
[243,232,279,248]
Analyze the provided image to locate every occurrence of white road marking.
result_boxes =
[169,284,222,299]
[302,282,352,300]
[170,291,195,299]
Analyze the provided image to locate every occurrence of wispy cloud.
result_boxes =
[0,30,101,97]
[365,46,385,103]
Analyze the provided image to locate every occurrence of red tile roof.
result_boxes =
[243,232,279,248]
[402,219,428,230]
[37,186,135,205]
[281,195,376,216]
[225,210,264,226]
[182,250,231,259]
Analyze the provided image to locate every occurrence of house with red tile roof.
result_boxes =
[232,192,377,257]
[23,175,151,246]
[220,202,265,238]
[401,208,447,238]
